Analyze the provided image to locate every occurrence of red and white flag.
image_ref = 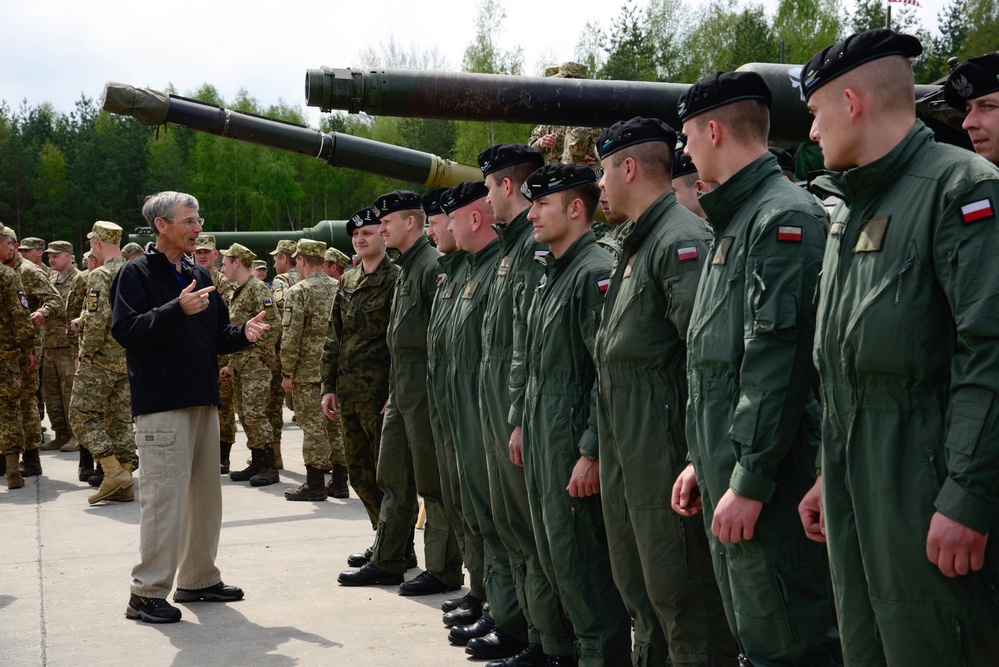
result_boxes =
[677,246,699,262]
[597,277,611,293]
[777,225,803,242]
[961,199,994,224]
[889,0,921,6]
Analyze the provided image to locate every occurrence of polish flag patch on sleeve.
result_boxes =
[777,225,803,242]
[677,246,699,261]
[596,277,611,293]
[961,198,994,224]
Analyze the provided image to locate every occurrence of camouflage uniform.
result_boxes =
[67,269,89,337]
[321,255,398,528]
[268,267,299,451]
[0,265,36,458]
[40,264,75,443]
[561,126,601,165]
[281,270,342,468]
[69,257,134,465]
[212,267,237,447]
[226,275,279,454]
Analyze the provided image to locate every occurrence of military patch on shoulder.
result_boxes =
[436,272,446,287]
[443,282,456,299]
[399,280,412,296]
[777,226,803,243]
[18,288,28,309]
[677,246,699,262]
[462,281,480,300]
[282,305,293,327]
[596,277,611,293]
[87,289,99,312]
[712,237,735,266]
[854,217,889,253]
[263,297,276,320]
[830,222,846,236]
[272,285,284,302]
[961,198,994,225]
[497,256,513,277]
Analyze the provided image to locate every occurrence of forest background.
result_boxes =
[0,0,994,250]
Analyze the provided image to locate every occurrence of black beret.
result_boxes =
[477,144,544,176]
[422,187,447,216]
[801,29,922,102]
[440,181,489,216]
[346,207,379,234]
[520,164,597,202]
[768,147,796,174]
[945,52,999,110]
[677,71,772,124]
[672,150,698,179]
[596,117,677,160]
[372,190,423,219]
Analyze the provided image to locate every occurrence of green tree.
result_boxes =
[962,0,999,59]
[599,0,659,81]
[773,0,841,64]
[680,2,780,80]
[575,20,606,77]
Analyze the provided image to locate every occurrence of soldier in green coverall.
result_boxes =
[799,29,999,665]
[672,72,841,667]
[595,117,738,667]
[515,163,632,666]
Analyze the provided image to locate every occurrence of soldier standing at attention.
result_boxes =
[321,209,398,532]
[672,72,840,666]
[595,117,738,666]
[67,249,99,480]
[279,239,343,500]
[194,234,235,473]
[221,243,280,488]
[71,221,137,504]
[477,144,576,665]
[945,51,999,166]
[799,29,999,664]
[516,164,632,665]
[0,229,37,489]
[320,244,350,499]
[339,190,464,597]
[42,240,80,452]
[269,240,301,469]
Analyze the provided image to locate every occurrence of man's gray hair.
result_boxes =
[142,191,200,235]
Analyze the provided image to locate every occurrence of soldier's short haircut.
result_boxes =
[692,99,770,146]
[142,191,199,236]
[611,141,674,183]
[841,55,916,115]
[301,255,324,268]
[559,182,601,220]
[492,162,541,190]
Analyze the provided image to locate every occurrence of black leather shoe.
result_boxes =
[739,654,755,667]
[447,617,494,646]
[545,655,578,667]
[337,562,404,587]
[442,592,473,613]
[466,627,528,659]
[443,595,485,626]
[485,643,546,667]
[399,571,461,597]
[346,546,373,568]
[173,582,244,603]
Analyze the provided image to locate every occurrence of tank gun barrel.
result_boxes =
[101,82,480,187]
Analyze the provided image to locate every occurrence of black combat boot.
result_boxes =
[284,465,327,501]
[405,525,418,570]
[220,441,233,475]
[20,449,42,477]
[229,448,261,482]
[78,447,95,482]
[249,447,279,487]
[327,463,350,498]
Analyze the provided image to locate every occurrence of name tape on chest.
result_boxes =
[854,216,889,253]
[498,256,513,277]
[961,198,994,225]
[399,280,412,297]
[777,225,803,243]
[677,246,699,262]
[442,282,456,299]
[462,280,480,300]
[712,237,735,266]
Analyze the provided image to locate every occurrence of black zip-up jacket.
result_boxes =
[111,248,250,416]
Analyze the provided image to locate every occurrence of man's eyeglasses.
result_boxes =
[164,217,204,227]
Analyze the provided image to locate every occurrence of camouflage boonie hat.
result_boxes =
[87,221,123,244]
[121,242,143,257]
[0,226,15,241]
[82,250,92,261]
[324,247,350,268]
[251,259,268,270]
[195,234,218,251]
[269,239,297,256]
[20,237,46,250]
[294,239,327,259]
[544,61,588,79]
[44,241,74,255]
[221,243,256,267]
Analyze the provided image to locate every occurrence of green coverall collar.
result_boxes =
[493,208,533,255]
[438,249,467,274]
[699,152,782,235]
[625,190,681,257]
[467,237,501,270]
[393,234,433,271]
[543,231,597,277]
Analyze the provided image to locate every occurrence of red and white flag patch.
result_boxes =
[596,277,611,293]
[677,246,699,262]
[777,225,803,242]
[961,198,994,224]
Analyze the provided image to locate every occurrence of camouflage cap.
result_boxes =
[0,226,14,241]
[195,234,218,251]
[221,242,257,267]
[82,250,92,260]
[20,237,46,250]
[251,259,268,270]
[87,221,123,244]
[294,238,327,259]
[269,239,297,256]
[121,242,144,257]
[324,246,350,268]
[44,240,74,255]
[544,61,588,79]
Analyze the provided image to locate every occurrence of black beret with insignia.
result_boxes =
[801,29,922,102]
[440,181,489,215]
[477,144,544,176]
[346,207,379,234]
[677,71,772,124]
[945,52,999,110]
[372,190,423,220]
[422,187,447,216]
[520,163,598,202]
[768,147,796,175]
[672,150,698,179]
[596,117,677,160]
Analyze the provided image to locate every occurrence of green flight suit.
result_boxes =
[688,154,840,666]
[516,231,632,665]
[445,238,519,632]
[810,122,999,665]
[427,250,482,599]
[483,210,574,653]
[370,236,462,584]
[321,255,398,528]
[594,191,737,666]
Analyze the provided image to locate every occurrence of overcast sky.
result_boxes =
[1,0,949,126]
